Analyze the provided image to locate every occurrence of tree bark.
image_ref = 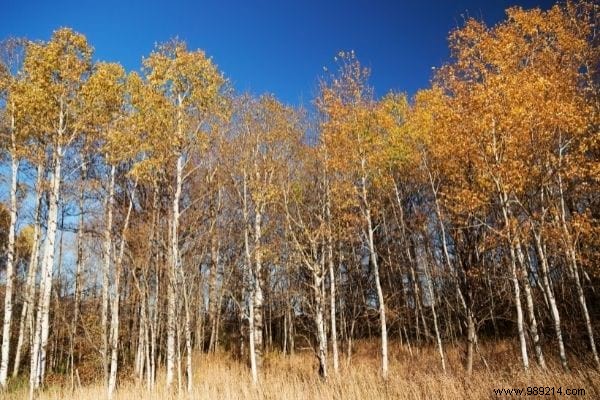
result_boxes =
[108,182,136,398]
[70,160,86,389]
[30,140,63,394]
[516,240,546,370]
[242,173,259,384]
[325,186,339,374]
[13,163,43,378]
[556,165,600,370]
[360,167,388,379]
[252,204,264,374]
[314,269,328,379]
[499,195,529,371]
[166,152,184,389]
[101,165,116,390]
[533,229,568,371]
[0,120,19,388]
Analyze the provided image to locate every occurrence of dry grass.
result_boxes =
[4,340,600,399]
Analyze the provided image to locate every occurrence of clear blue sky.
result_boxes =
[2,0,556,105]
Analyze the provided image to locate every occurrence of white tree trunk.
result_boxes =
[533,230,568,370]
[165,226,176,389]
[424,167,470,373]
[30,142,63,394]
[70,161,86,388]
[208,223,220,353]
[506,234,529,370]
[13,163,43,378]
[248,295,258,384]
[516,240,546,369]
[149,265,158,390]
[423,260,446,373]
[496,186,529,372]
[570,256,600,370]
[108,183,135,398]
[101,165,116,389]
[490,122,529,372]
[242,173,258,384]
[327,243,338,374]
[181,278,193,393]
[325,184,339,374]
[556,168,600,370]
[252,207,264,374]
[107,268,121,398]
[166,152,183,389]
[0,125,19,388]
[359,156,388,379]
[135,300,146,381]
[314,271,328,379]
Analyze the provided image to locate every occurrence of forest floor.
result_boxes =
[4,340,600,399]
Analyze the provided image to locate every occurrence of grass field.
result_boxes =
[4,340,599,399]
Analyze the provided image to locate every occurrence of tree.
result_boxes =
[0,37,25,389]
[20,28,93,394]
[318,52,405,379]
[422,2,599,371]
[79,60,127,397]
[141,39,227,391]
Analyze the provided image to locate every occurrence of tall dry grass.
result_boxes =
[4,340,599,399]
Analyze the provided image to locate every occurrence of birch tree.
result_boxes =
[0,37,24,389]
[80,61,128,396]
[318,52,405,379]
[142,39,226,391]
[19,29,92,394]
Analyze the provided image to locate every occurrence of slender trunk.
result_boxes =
[70,161,86,388]
[243,173,258,384]
[182,279,193,393]
[499,195,529,371]
[135,301,146,381]
[516,240,546,369]
[253,205,264,373]
[283,303,288,355]
[51,226,64,375]
[101,165,116,389]
[288,301,294,355]
[248,293,257,384]
[30,140,63,394]
[533,230,568,370]
[392,179,428,348]
[108,183,136,398]
[325,191,339,374]
[107,263,120,398]
[314,270,328,379]
[466,310,475,375]
[166,152,184,389]
[0,123,19,388]
[166,222,176,389]
[322,155,339,374]
[509,244,529,371]
[490,121,528,371]
[360,168,388,379]
[327,244,338,375]
[150,262,158,389]
[570,255,599,370]
[556,165,600,370]
[208,204,220,353]
[13,164,43,378]
[176,311,182,394]
[423,260,446,373]
[144,304,151,389]
[424,164,474,373]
